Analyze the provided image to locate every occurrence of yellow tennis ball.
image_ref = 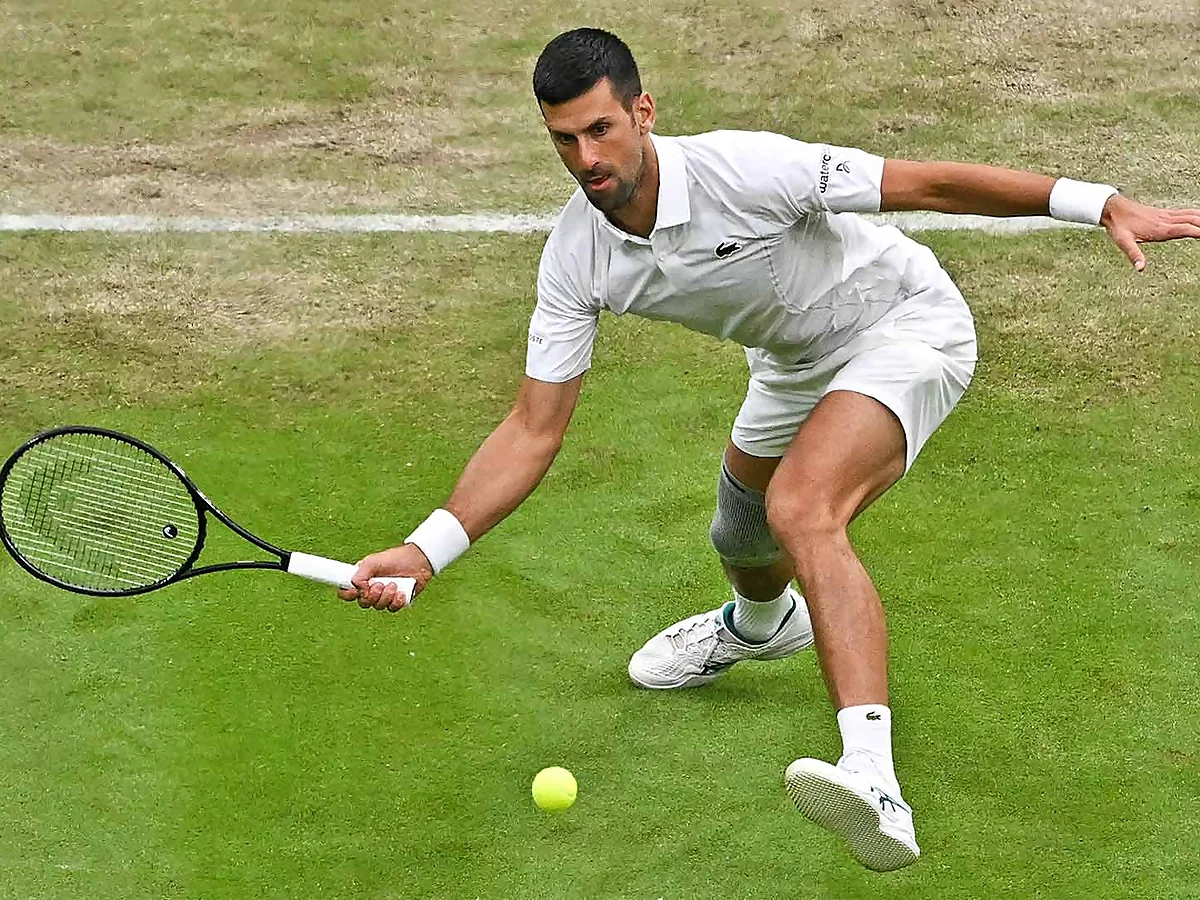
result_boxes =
[532,766,577,811]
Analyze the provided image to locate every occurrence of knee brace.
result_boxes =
[709,464,783,568]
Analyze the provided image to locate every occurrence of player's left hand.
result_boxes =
[1101,194,1200,272]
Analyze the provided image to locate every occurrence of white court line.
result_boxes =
[0,212,1088,235]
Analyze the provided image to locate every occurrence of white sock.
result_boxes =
[837,704,899,787]
[729,586,793,642]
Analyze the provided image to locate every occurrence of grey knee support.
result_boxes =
[710,464,783,568]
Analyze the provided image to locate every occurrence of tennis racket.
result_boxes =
[0,425,415,601]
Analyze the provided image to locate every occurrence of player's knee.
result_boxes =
[709,463,783,567]
[765,487,840,549]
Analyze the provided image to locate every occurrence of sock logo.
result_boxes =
[866,711,882,721]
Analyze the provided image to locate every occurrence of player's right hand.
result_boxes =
[339,544,434,612]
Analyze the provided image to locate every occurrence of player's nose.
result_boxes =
[577,137,603,172]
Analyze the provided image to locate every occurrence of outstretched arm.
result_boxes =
[881,159,1200,271]
[341,373,584,610]
[445,373,583,538]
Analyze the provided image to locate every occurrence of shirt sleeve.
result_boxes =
[525,239,600,383]
[725,131,886,221]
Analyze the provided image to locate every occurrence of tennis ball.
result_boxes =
[531,766,577,811]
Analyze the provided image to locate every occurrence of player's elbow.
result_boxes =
[506,405,568,461]
[508,374,581,456]
[880,159,954,213]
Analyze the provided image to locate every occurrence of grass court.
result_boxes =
[1,2,1198,897]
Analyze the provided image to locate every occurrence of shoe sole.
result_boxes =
[627,667,727,690]
[626,642,816,689]
[784,760,919,873]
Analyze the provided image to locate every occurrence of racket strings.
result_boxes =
[1,432,200,591]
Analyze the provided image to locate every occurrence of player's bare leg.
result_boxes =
[766,389,903,707]
[768,389,918,871]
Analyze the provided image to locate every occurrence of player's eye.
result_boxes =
[593,123,609,137]
[554,132,576,146]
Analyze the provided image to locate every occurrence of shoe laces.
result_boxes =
[665,614,720,654]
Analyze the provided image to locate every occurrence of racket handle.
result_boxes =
[286,551,417,603]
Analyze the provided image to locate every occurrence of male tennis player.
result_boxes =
[342,28,1200,871]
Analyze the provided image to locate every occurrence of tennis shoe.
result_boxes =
[627,588,813,689]
[784,753,920,872]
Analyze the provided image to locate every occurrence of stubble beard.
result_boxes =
[582,144,644,215]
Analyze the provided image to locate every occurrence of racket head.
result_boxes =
[0,426,206,596]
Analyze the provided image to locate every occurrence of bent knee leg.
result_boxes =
[765,488,849,574]
[710,463,784,568]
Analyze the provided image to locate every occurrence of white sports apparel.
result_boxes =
[733,272,976,469]
[627,588,814,689]
[527,129,962,383]
[784,752,920,872]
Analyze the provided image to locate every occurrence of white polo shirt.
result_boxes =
[526,130,951,383]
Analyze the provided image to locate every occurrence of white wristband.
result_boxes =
[404,508,470,574]
[1049,178,1119,226]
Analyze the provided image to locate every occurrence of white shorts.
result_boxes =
[731,271,978,471]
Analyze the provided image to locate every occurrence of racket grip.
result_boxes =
[286,552,417,603]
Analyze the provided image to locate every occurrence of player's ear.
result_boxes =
[633,92,655,134]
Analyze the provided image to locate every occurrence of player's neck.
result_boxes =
[606,139,660,239]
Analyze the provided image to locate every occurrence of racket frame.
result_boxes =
[1,425,315,597]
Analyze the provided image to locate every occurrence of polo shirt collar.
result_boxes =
[652,134,690,231]
[595,132,691,242]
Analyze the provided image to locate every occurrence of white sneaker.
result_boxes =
[784,754,920,872]
[627,588,814,689]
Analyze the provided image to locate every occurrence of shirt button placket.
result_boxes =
[651,234,672,279]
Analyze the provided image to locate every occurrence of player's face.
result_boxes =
[540,78,655,214]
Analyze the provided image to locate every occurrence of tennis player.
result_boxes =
[342,28,1200,871]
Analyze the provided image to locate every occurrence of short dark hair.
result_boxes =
[533,28,642,108]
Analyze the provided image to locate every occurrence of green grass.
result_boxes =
[0,230,1198,898]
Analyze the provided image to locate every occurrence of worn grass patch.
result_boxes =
[2,0,1197,214]
[2,228,1196,411]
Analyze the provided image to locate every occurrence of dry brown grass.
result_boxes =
[0,98,512,215]
[2,0,1196,215]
